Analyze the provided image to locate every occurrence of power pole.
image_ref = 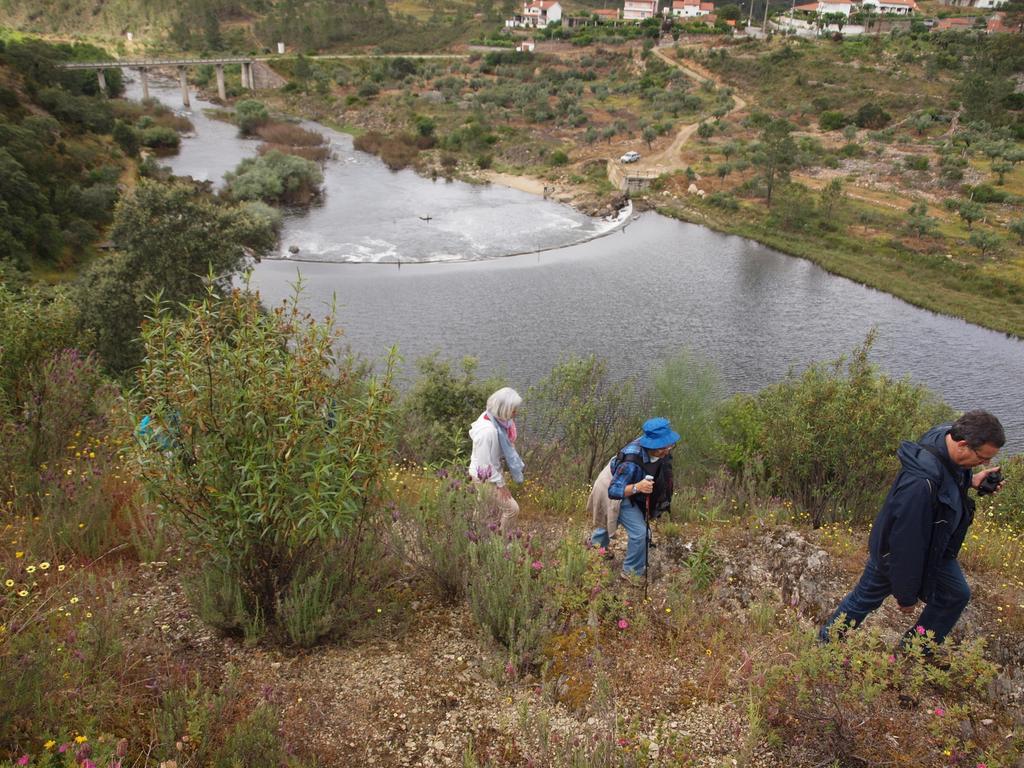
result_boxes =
[762,0,770,33]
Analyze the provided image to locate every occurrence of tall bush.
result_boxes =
[522,355,637,486]
[717,332,952,526]
[134,287,396,644]
[647,350,723,486]
[396,354,500,466]
[223,150,324,206]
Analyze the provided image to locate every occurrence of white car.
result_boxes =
[620,151,641,164]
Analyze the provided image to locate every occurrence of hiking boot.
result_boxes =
[619,570,645,586]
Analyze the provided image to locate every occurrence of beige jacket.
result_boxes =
[588,461,621,535]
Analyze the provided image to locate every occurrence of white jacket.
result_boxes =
[468,413,505,486]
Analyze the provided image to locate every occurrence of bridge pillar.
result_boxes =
[96,68,107,95]
[215,64,227,101]
[139,67,150,100]
[241,61,253,91]
[178,66,190,109]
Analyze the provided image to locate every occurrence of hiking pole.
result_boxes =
[643,474,653,601]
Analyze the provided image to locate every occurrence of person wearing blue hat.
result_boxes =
[590,417,679,578]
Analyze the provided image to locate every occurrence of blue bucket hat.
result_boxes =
[637,417,680,449]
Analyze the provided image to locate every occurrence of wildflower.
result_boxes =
[665,607,671,614]
[617,618,629,630]
[70,597,79,604]
[531,561,544,571]
[934,707,944,716]
[888,654,896,663]
[18,589,28,597]
[16,755,29,766]
[78,523,85,529]
[85,612,93,618]
[44,740,56,749]
[476,464,493,481]
[75,736,88,744]
[39,562,50,570]
[58,564,66,572]
[58,743,69,753]
[4,579,13,587]
[915,625,926,635]
[15,551,23,558]
[26,565,36,574]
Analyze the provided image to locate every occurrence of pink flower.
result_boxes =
[597,547,606,555]
[934,707,945,716]
[888,654,896,663]
[82,761,97,768]
[58,744,70,754]
[617,618,629,630]
[16,756,29,766]
[915,625,926,635]
[531,561,543,571]
[978,763,988,768]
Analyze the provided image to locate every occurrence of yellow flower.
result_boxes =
[70,597,79,604]
[85,612,93,618]
[74,735,88,744]
[58,564,66,572]
[4,579,13,587]
[26,565,36,574]
[18,589,28,597]
[44,740,56,750]
[39,562,50,570]
[15,551,23,558]
[78,523,85,529]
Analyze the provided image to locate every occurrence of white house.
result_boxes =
[941,0,1005,8]
[862,0,919,14]
[623,0,660,20]
[793,0,855,15]
[672,0,715,16]
[506,0,563,28]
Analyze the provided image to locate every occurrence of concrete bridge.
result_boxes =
[61,57,260,107]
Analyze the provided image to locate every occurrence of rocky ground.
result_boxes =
[119,512,1024,767]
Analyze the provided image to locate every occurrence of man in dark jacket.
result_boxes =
[819,410,1005,645]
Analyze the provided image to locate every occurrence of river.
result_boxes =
[126,77,1024,454]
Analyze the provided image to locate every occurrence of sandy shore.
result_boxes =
[479,170,549,197]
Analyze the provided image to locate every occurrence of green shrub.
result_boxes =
[818,110,849,131]
[467,535,549,669]
[755,627,1005,766]
[647,350,722,485]
[214,705,286,768]
[235,99,269,136]
[904,155,929,171]
[549,149,570,166]
[716,332,952,526]
[223,150,324,206]
[854,102,891,129]
[708,191,739,210]
[522,355,637,486]
[396,354,500,466]
[134,287,396,644]
[139,125,181,150]
[393,476,486,601]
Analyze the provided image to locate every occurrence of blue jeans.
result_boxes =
[617,501,649,576]
[591,527,610,549]
[819,557,971,645]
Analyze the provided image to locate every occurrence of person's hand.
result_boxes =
[897,601,918,614]
[635,477,654,494]
[972,465,1002,490]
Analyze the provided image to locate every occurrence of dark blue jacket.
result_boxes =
[867,425,975,607]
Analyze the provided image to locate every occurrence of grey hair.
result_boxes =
[487,387,523,420]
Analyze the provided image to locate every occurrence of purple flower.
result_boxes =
[531,561,544,571]
[487,522,498,532]
[465,530,479,542]
[476,464,493,481]
[391,508,400,523]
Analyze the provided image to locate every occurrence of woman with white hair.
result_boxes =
[468,386,525,534]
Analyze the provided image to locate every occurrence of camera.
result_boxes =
[977,470,1004,496]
